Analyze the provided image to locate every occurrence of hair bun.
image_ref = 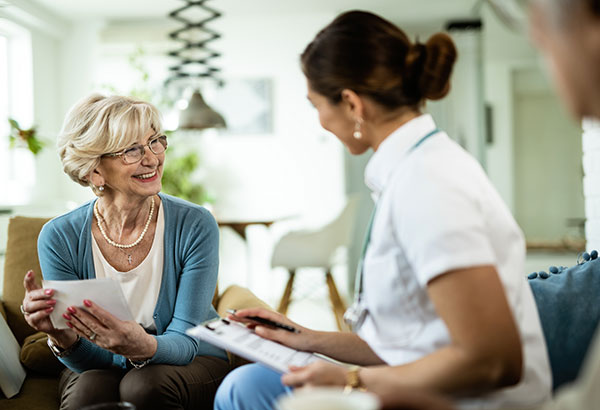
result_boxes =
[419,33,457,101]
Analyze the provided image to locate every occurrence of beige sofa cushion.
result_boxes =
[0,376,59,409]
[2,216,50,345]
[20,332,64,376]
[0,302,6,321]
[215,285,271,317]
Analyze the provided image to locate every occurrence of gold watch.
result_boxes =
[344,365,365,393]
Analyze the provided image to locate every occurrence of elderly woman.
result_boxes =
[20,94,230,410]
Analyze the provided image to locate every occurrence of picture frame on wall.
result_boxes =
[210,78,273,135]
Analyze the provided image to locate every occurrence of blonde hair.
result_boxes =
[57,94,162,195]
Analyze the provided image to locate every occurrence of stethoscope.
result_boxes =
[343,128,440,330]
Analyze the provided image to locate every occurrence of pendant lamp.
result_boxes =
[166,0,226,130]
[179,90,226,130]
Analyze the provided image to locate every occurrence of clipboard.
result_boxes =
[186,318,324,373]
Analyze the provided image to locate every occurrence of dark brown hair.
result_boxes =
[301,10,457,109]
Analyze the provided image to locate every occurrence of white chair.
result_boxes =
[271,196,360,330]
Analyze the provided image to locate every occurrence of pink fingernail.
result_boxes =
[26,271,33,278]
[44,289,53,296]
[45,307,54,313]
[83,300,92,308]
[67,306,76,314]
[46,300,56,306]
[62,313,71,320]
[66,321,73,328]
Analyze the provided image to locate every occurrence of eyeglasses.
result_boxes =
[103,135,168,164]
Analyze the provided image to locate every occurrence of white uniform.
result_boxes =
[356,114,551,409]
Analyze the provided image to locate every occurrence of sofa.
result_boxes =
[0,216,270,409]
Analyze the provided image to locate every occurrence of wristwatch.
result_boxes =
[47,335,81,358]
[344,365,366,393]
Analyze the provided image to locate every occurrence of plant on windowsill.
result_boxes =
[7,118,44,155]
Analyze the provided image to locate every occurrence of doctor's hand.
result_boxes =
[282,360,347,388]
[284,362,457,410]
[227,307,316,351]
[64,300,157,361]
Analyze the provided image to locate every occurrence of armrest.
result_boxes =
[214,285,273,369]
[215,285,271,317]
[0,300,6,321]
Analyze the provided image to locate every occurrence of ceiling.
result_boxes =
[28,0,478,24]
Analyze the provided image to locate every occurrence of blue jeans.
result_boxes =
[214,364,293,410]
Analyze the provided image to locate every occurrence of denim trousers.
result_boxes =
[214,364,293,410]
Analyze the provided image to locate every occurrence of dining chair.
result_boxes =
[270,196,360,331]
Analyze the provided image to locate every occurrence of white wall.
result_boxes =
[94,12,348,302]
[584,119,600,250]
[1,4,349,305]
[481,7,540,212]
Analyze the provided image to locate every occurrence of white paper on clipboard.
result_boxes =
[42,278,134,329]
[186,318,323,373]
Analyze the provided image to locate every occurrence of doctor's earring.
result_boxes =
[353,118,363,139]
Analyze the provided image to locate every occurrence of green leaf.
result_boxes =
[26,136,44,155]
[161,149,213,204]
[8,118,20,129]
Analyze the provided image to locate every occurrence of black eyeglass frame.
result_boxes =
[102,135,168,164]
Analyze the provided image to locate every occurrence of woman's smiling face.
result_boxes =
[96,130,165,200]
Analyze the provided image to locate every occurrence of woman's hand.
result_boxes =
[227,307,316,351]
[21,270,61,335]
[64,300,157,361]
[282,361,347,388]
[22,270,78,349]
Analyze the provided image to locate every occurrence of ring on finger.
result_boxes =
[89,332,97,341]
[20,304,29,316]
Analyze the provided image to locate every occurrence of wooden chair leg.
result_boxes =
[278,269,295,315]
[325,270,350,331]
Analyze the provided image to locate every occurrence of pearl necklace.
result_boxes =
[94,198,155,249]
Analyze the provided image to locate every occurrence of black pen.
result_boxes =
[226,309,299,333]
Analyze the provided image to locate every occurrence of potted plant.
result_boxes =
[7,118,44,155]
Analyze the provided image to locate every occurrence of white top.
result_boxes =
[92,202,165,331]
[356,114,551,409]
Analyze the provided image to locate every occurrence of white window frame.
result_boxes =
[0,18,34,206]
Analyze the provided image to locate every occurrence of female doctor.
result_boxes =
[215,10,551,410]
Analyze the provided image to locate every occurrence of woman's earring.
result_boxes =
[353,118,363,139]
[98,185,105,192]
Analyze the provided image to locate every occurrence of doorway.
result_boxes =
[513,68,584,247]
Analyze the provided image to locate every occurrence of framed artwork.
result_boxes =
[210,78,273,135]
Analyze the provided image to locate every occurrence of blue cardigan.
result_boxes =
[38,193,227,373]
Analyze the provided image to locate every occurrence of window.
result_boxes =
[0,19,34,206]
[0,34,9,170]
